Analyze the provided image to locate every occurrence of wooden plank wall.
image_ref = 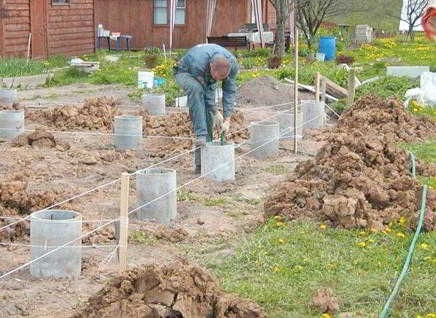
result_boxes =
[94,0,250,49]
[2,0,31,57]
[47,0,95,56]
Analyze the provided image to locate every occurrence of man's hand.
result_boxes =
[220,118,230,135]
[212,111,223,132]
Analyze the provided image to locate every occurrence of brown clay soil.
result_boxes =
[265,96,436,230]
[237,75,314,107]
[74,263,265,318]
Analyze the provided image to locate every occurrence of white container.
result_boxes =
[138,71,154,89]
[201,142,235,182]
[175,96,188,107]
[316,53,325,61]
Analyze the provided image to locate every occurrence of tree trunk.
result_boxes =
[273,0,289,57]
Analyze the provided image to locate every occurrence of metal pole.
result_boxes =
[293,9,298,155]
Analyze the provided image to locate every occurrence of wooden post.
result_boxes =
[293,9,298,155]
[315,72,320,102]
[119,173,129,273]
[321,77,327,104]
[347,69,356,107]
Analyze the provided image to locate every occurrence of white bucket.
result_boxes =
[316,53,325,62]
[138,71,154,89]
[175,96,188,107]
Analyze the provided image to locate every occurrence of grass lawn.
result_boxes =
[202,219,436,317]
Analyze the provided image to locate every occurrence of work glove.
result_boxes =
[220,118,230,135]
[212,111,223,131]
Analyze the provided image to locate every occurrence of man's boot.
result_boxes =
[193,136,206,174]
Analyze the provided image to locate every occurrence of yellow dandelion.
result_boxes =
[320,224,327,230]
[418,243,429,249]
[357,242,366,247]
[359,231,367,236]
[385,228,392,233]
[276,221,285,227]
[322,314,332,318]
[399,216,406,225]
[396,232,405,238]
[368,239,375,243]
[278,238,285,244]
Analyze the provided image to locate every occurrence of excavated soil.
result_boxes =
[13,128,70,150]
[265,96,436,230]
[27,97,119,131]
[0,175,68,241]
[74,263,265,318]
[237,75,313,107]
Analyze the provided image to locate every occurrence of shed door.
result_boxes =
[30,0,47,58]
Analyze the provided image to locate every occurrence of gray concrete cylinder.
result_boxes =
[302,100,325,130]
[135,168,177,224]
[114,115,143,151]
[275,109,304,140]
[249,121,280,159]
[201,142,235,182]
[30,210,82,279]
[0,89,17,106]
[141,94,166,115]
[0,110,24,140]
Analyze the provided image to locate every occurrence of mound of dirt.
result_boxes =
[154,225,189,242]
[28,97,119,131]
[264,96,436,230]
[74,263,265,318]
[237,75,313,107]
[0,177,68,241]
[13,129,70,150]
[335,96,436,143]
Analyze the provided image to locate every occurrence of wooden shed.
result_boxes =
[0,0,271,58]
[0,0,95,58]
[94,0,262,50]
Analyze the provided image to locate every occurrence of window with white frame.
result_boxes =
[52,0,70,4]
[175,0,186,25]
[154,0,168,25]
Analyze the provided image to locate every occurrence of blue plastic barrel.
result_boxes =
[319,36,336,61]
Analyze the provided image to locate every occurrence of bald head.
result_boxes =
[210,55,230,80]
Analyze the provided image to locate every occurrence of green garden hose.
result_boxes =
[379,185,428,318]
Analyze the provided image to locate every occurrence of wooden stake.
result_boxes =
[27,33,32,62]
[321,77,327,104]
[347,69,356,107]
[293,10,298,155]
[315,72,320,102]
[119,172,129,273]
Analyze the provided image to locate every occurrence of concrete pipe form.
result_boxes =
[30,210,82,279]
[135,168,177,224]
[0,110,24,140]
[249,121,280,159]
[201,142,235,182]
[113,115,143,151]
[141,94,166,115]
[302,100,326,130]
[0,89,17,106]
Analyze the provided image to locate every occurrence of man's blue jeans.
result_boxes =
[175,72,217,141]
